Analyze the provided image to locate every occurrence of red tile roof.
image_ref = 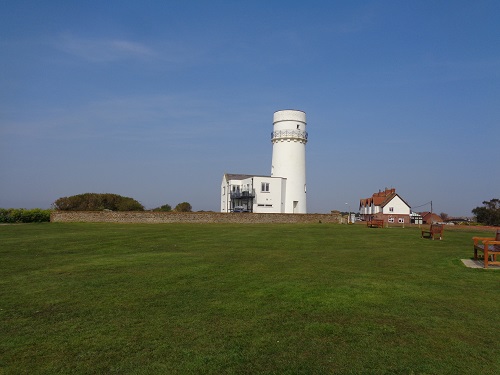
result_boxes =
[360,188,395,207]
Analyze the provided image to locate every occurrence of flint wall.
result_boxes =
[50,211,340,224]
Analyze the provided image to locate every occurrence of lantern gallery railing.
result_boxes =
[271,130,308,142]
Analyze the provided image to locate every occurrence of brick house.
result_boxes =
[359,188,411,224]
[419,212,443,224]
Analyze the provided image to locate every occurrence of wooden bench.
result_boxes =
[367,219,384,228]
[421,224,443,240]
[473,230,500,269]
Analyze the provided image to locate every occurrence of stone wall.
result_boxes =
[50,211,340,224]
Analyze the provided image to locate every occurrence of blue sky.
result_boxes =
[1,1,499,216]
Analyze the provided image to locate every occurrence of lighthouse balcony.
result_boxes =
[271,130,308,142]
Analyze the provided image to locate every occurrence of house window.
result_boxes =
[223,187,225,195]
[398,218,405,223]
[388,217,395,223]
[261,182,270,192]
[389,207,394,212]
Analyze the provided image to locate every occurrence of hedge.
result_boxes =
[0,209,52,223]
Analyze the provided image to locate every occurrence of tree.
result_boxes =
[472,198,500,226]
[174,202,192,212]
[152,204,172,212]
[440,212,449,221]
[52,193,144,211]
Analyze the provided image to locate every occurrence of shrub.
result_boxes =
[174,202,192,212]
[53,193,144,211]
[152,204,172,212]
[0,208,51,223]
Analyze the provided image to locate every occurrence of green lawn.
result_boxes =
[1,223,499,374]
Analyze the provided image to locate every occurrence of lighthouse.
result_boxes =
[271,110,307,213]
[220,109,308,214]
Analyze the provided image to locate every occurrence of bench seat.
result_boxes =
[421,224,443,240]
[473,230,500,268]
[367,219,384,228]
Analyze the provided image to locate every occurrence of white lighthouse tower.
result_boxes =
[271,110,308,213]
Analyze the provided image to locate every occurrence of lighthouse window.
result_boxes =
[261,182,270,192]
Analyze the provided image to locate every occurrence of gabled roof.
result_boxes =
[419,212,443,220]
[378,193,396,207]
[379,193,411,209]
[359,188,411,209]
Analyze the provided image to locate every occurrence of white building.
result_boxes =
[359,188,411,224]
[221,110,308,214]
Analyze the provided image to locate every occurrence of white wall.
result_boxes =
[271,110,307,213]
[252,176,285,213]
[381,195,411,215]
[220,175,286,213]
[220,176,228,212]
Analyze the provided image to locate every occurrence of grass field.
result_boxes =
[1,223,499,374]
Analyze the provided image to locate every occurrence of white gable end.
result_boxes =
[381,195,410,215]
